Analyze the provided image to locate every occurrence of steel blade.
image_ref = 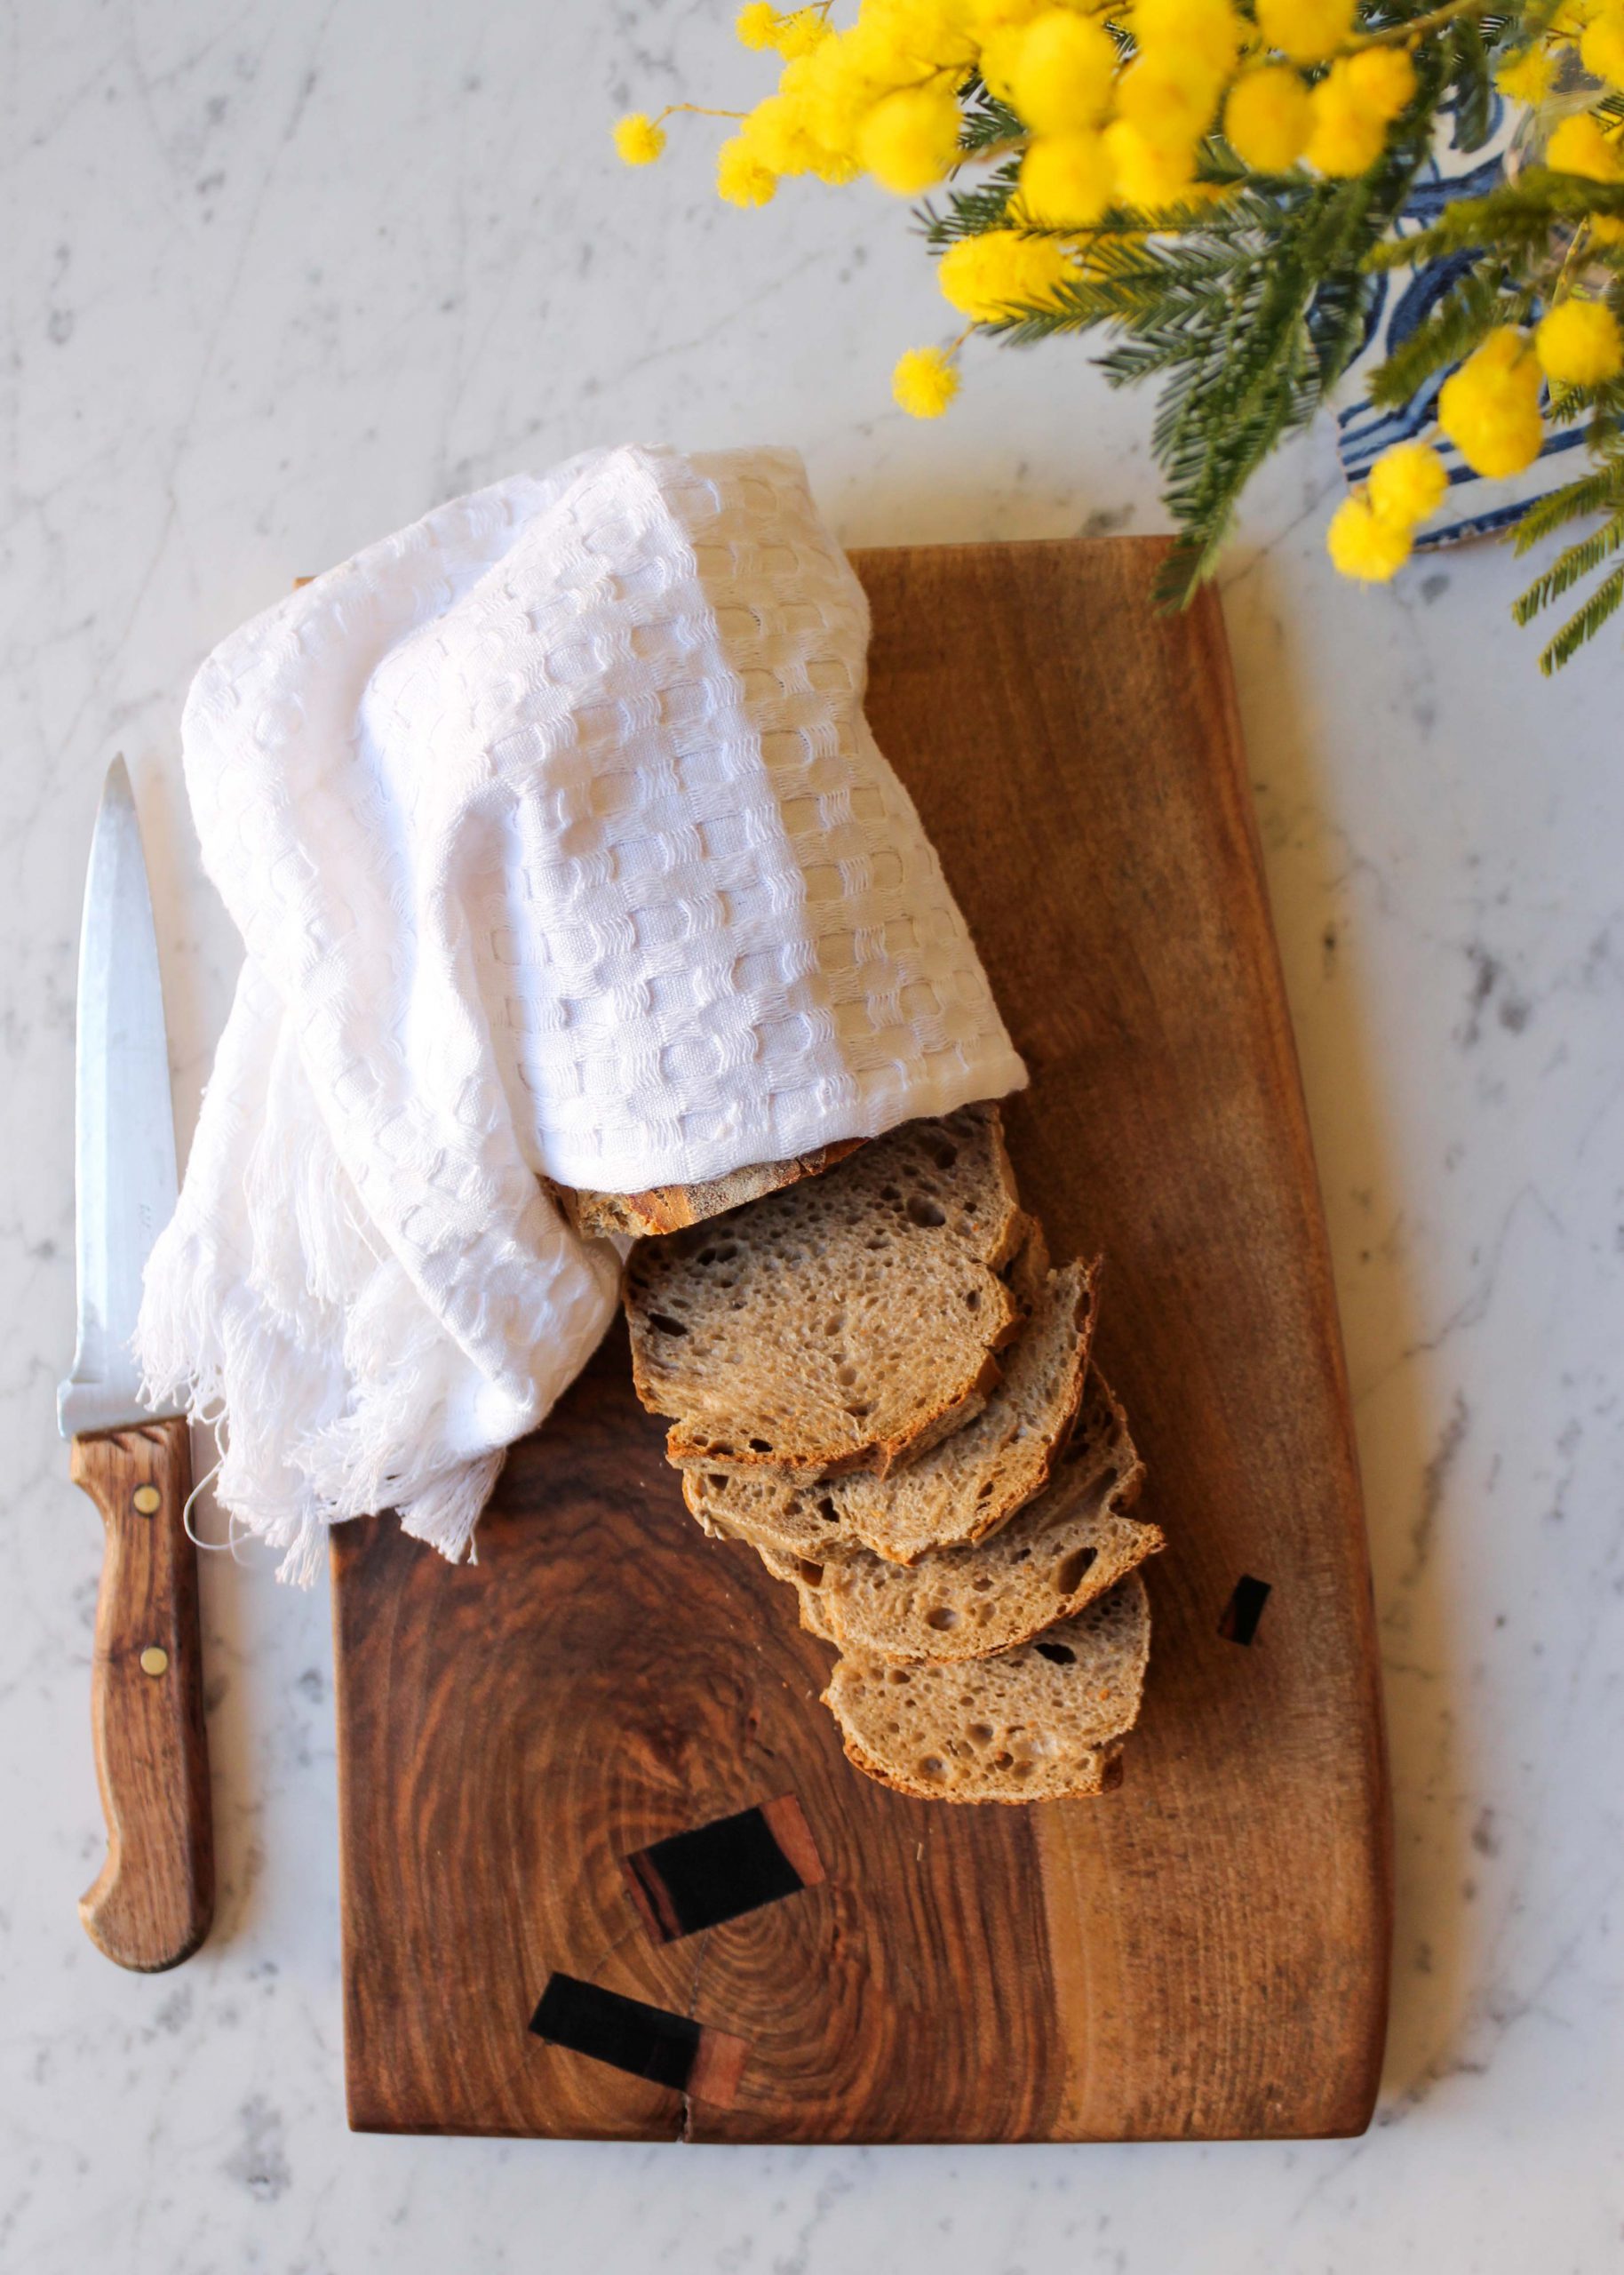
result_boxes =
[58,758,180,1438]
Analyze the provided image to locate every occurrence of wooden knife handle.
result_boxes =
[70,1417,214,1971]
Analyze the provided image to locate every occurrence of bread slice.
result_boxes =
[548,1139,865,1241]
[1001,1211,1050,1312]
[772,1370,1159,1662]
[823,1571,1150,1803]
[625,1104,1025,1480]
[683,1257,1099,1567]
[792,1568,837,1644]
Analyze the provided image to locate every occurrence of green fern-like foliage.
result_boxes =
[1367,172,1624,269]
[956,85,1025,156]
[1507,442,1624,671]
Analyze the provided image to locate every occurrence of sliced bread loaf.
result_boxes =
[548,1139,866,1241]
[776,1370,1159,1662]
[683,1257,1100,1566]
[824,1570,1150,1802]
[625,1103,1024,1480]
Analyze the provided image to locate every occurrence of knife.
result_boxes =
[58,757,213,1972]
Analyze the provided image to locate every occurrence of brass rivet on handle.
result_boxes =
[139,1646,169,1678]
[132,1485,161,1516]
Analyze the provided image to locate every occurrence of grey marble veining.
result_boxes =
[4,4,1622,2270]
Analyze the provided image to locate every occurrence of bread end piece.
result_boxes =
[548,1140,866,1241]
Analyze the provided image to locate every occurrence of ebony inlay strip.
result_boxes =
[528,1973,748,2107]
[621,1793,825,1944]
[1219,1575,1272,1646]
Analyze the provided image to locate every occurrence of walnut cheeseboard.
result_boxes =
[330,536,1392,2143]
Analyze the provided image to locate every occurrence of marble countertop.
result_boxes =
[4,4,1621,2269]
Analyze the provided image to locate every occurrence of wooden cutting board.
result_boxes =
[330,537,1392,2143]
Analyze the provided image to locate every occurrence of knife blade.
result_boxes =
[58,757,213,1972]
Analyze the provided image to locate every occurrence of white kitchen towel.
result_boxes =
[137,443,1027,1580]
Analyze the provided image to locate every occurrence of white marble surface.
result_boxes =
[4,4,1622,2269]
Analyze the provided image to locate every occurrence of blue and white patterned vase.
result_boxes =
[1334,93,1588,547]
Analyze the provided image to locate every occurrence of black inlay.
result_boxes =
[529,1973,699,2091]
[625,1802,805,1942]
[1219,1574,1272,1646]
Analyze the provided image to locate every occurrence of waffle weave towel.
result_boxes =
[136,444,1026,1578]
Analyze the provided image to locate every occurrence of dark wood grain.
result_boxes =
[331,537,1391,2142]
[70,1415,214,1972]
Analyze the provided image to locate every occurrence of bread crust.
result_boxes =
[549,1138,866,1240]
[832,1728,1126,1803]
